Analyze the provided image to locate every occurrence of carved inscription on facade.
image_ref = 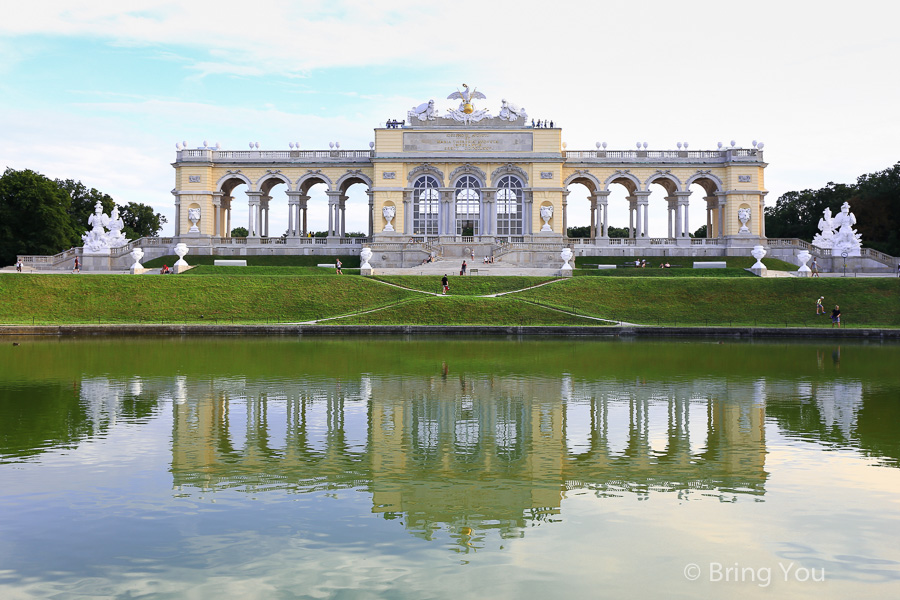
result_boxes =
[540,171,553,179]
[382,172,396,179]
[188,175,201,183]
[738,175,751,183]
[403,132,533,152]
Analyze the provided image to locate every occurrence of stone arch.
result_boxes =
[216,172,253,194]
[644,171,682,194]
[296,170,333,194]
[491,163,528,187]
[564,170,603,193]
[256,171,292,195]
[407,164,444,186]
[336,169,373,194]
[684,171,724,195]
[602,171,641,194]
[449,164,488,186]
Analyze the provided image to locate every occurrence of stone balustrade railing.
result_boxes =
[564,148,763,162]
[177,149,373,162]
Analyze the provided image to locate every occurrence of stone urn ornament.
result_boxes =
[540,205,554,232]
[130,247,145,270]
[382,205,395,232]
[360,247,373,269]
[796,249,812,277]
[187,208,201,233]
[560,247,573,271]
[750,245,767,276]
[738,207,751,234]
[174,243,190,268]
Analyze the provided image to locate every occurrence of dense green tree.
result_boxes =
[118,202,166,239]
[231,226,249,237]
[566,225,591,238]
[608,226,629,238]
[0,168,81,266]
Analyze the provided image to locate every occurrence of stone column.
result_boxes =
[590,200,597,239]
[593,191,610,237]
[627,196,636,238]
[340,194,347,237]
[261,195,271,237]
[174,196,181,237]
[440,189,454,236]
[367,191,374,238]
[705,196,716,238]
[326,191,342,237]
[403,191,412,235]
[286,191,303,236]
[213,194,222,237]
[246,192,263,236]
[561,190,569,236]
[666,196,677,238]
[675,191,692,237]
[523,190,534,235]
[759,195,767,238]
[716,193,727,238]
[300,195,309,235]
[482,189,496,236]
[633,191,651,238]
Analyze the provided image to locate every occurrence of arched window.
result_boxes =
[455,175,480,236]
[496,175,523,235]
[412,175,440,235]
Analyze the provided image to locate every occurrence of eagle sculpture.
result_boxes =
[447,83,486,114]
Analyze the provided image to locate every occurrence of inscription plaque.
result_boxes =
[738,175,751,183]
[403,132,533,152]
[188,175,201,183]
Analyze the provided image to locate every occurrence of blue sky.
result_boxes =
[1,0,897,237]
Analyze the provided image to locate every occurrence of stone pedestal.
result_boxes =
[131,266,149,275]
[360,267,375,276]
[81,251,110,271]
[750,265,767,277]
[560,269,573,278]
[174,264,192,274]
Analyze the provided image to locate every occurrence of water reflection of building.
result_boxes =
[168,374,768,544]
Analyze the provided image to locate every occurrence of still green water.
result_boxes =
[0,336,898,599]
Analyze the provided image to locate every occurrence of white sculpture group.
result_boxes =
[812,202,862,257]
[409,85,527,125]
[83,200,129,253]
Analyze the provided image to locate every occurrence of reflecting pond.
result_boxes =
[1,336,899,599]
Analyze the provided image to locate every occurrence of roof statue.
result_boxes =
[446,84,491,123]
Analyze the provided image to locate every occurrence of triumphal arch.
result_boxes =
[172,84,767,266]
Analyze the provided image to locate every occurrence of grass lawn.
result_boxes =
[181,266,359,276]
[513,277,900,327]
[329,296,605,326]
[143,254,361,268]
[0,274,413,324]
[372,275,559,296]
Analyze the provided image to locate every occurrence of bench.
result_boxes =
[694,261,727,269]
[596,264,616,270]
[469,269,478,275]
[214,260,247,266]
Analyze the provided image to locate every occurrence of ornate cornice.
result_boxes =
[491,163,529,185]
[407,163,444,185]
[449,163,488,184]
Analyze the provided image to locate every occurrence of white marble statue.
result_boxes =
[751,245,767,268]
[360,247,373,270]
[82,200,111,253]
[738,207,751,233]
[174,243,189,267]
[411,99,437,121]
[187,207,201,233]
[812,202,861,256]
[540,205,553,232]
[560,247,574,271]
[382,205,395,232]
[106,206,128,247]
[498,99,527,122]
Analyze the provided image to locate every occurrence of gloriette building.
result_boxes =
[168,84,767,267]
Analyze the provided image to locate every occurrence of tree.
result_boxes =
[566,225,591,238]
[693,225,707,238]
[0,168,81,266]
[118,202,166,239]
[607,226,629,238]
[231,227,249,237]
